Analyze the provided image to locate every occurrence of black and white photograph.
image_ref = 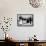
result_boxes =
[17,14,33,26]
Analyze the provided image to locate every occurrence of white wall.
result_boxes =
[0,0,46,40]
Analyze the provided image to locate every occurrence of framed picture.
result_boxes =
[17,14,34,26]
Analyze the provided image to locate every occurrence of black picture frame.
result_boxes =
[17,14,34,26]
